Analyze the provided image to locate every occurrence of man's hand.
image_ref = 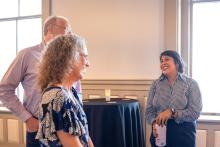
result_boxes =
[26,117,39,132]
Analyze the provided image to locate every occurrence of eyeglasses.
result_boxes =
[80,53,88,60]
[64,27,73,34]
[80,53,90,66]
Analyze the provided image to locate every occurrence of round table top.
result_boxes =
[83,98,138,106]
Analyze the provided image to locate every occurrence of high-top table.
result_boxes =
[83,98,145,147]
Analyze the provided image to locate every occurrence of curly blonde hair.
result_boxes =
[38,34,86,91]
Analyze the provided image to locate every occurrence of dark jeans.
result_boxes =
[150,119,196,147]
[26,131,40,147]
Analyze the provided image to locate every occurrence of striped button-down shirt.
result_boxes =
[146,73,202,124]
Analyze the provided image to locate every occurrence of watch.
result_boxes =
[170,108,176,117]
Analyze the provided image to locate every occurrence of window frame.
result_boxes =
[0,0,50,107]
[181,0,220,115]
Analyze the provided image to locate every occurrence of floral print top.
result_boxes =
[36,86,89,147]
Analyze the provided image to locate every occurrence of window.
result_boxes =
[191,0,220,113]
[0,0,42,104]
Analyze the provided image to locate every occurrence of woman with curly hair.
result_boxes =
[36,34,94,147]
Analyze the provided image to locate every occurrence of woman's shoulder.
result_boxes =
[179,74,199,89]
[41,87,66,104]
[151,78,161,86]
[180,74,197,83]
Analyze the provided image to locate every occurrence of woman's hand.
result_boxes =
[88,137,94,147]
[155,109,172,126]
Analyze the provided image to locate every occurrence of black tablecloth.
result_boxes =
[83,98,145,147]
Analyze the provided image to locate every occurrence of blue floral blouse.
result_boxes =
[36,86,89,147]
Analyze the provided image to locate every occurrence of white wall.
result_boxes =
[51,0,164,79]
[164,0,178,51]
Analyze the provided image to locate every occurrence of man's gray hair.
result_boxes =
[43,16,71,36]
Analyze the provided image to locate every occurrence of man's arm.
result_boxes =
[0,51,32,122]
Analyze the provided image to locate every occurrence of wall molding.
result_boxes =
[81,79,153,99]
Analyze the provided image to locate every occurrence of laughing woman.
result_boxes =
[146,50,202,147]
[36,34,94,147]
